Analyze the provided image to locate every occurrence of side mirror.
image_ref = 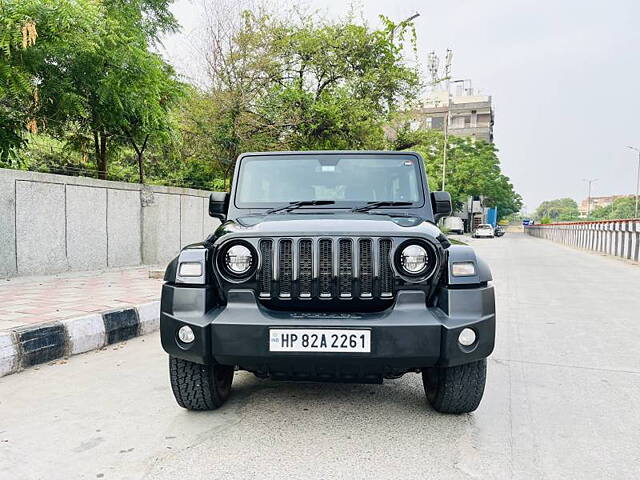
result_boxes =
[431,191,452,223]
[209,192,230,221]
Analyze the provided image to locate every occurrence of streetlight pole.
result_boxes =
[626,146,640,218]
[391,13,420,36]
[442,107,448,191]
[583,178,598,217]
[441,79,464,191]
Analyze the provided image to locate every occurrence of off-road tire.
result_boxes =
[422,359,486,414]
[169,356,234,410]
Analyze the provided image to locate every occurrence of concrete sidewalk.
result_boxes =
[0,267,164,377]
[0,267,162,330]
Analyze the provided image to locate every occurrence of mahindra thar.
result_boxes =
[160,151,495,414]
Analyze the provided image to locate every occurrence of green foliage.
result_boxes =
[541,216,552,224]
[0,0,102,163]
[534,198,579,222]
[0,0,184,178]
[402,129,522,220]
[2,0,524,210]
[190,8,421,185]
[589,196,638,220]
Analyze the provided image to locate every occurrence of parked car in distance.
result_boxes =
[443,216,465,234]
[473,224,495,238]
[160,151,496,414]
[494,225,505,237]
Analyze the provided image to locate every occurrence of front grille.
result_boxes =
[359,239,373,297]
[258,237,395,300]
[379,239,393,297]
[319,239,333,297]
[298,240,313,298]
[259,240,273,297]
[338,240,353,297]
[278,240,293,297]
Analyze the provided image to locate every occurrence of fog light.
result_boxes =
[458,328,476,347]
[178,325,195,344]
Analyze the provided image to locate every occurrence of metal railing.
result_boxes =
[525,220,640,262]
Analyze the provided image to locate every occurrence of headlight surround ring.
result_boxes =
[217,240,258,280]
[393,239,439,280]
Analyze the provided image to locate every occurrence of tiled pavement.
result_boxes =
[0,267,163,330]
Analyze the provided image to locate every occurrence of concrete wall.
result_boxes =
[0,169,220,278]
[525,220,640,263]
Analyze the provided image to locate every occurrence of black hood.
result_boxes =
[212,212,447,246]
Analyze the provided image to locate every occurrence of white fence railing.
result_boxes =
[525,220,640,262]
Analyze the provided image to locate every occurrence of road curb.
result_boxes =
[0,301,160,378]
[0,331,19,377]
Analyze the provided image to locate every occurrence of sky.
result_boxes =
[158,0,640,213]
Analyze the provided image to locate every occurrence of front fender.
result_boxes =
[445,245,492,286]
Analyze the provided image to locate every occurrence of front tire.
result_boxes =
[169,356,234,410]
[422,359,486,414]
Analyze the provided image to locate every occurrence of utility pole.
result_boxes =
[583,178,598,217]
[626,146,640,218]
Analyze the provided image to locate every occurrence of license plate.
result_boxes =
[269,329,371,353]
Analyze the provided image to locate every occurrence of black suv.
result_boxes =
[161,151,495,414]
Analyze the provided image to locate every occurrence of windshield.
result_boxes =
[235,154,424,208]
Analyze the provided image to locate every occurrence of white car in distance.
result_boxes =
[473,224,495,238]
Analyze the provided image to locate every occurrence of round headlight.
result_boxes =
[225,244,253,275]
[400,244,428,274]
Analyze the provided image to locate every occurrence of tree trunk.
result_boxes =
[93,131,100,174]
[93,131,108,180]
[223,156,235,191]
[129,133,149,184]
[137,153,144,184]
[98,132,108,180]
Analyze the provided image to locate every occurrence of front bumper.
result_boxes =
[160,285,495,380]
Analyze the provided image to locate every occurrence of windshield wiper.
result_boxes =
[351,201,413,213]
[265,200,335,214]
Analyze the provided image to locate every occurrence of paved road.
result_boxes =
[1,234,639,480]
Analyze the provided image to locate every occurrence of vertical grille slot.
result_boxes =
[278,240,293,297]
[359,239,373,297]
[259,240,273,298]
[319,239,333,297]
[298,240,312,298]
[338,239,353,297]
[379,239,393,297]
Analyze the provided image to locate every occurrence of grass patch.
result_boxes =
[447,237,468,246]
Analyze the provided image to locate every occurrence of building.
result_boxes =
[579,194,633,217]
[409,78,496,231]
[456,195,497,232]
[413,82,495,143]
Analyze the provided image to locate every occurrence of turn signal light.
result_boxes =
[451,262,476,277]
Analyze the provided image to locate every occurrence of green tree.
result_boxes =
[397,128,522,220]
[534,198,580,221]
[590,196,637,220]
[193,5,421,186]
[0,0,101,164]
[1,0,183,179]
[42,0,182,179]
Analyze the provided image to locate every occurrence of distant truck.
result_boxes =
[443,216,465,234]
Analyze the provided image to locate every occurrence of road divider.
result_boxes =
[0,301,160,378]
[525,219,640,262]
